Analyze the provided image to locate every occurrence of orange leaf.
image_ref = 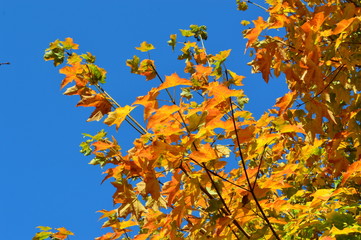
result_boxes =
[189,143,218,163]
[147,105,180,130]
[95,232,123,240]
[92,141,114,152]
[301,12,325,33]
[133,88,159,120]
[244,17,268,48]
[275,91,296,115]
[341,159,361,186]
[62,37,79,50]
[59,63,87,88]
[77,94,113,121]
[332,18,355,35]
[158,73,192,91]
[104,105,136,130]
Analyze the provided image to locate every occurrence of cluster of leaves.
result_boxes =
[38,0,361,239]
[33,226,74,240]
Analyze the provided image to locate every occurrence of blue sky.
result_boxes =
[0,0,288,239]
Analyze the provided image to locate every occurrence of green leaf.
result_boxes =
[44,47,65,66]
[180,87,193,100]
[32,231,52,240]
[236,0,248,11]
[81,52,96,63]
[205,199,223,213]
[190,25,208,41]
[126,55,140,73]
[37,226,52,231]
[87,64,106,84]
[180,29,194,37]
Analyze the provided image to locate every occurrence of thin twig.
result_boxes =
[252,143,268,190]
[296,64,345,108]
[246,0,268,11]
[199,35,211,67]
[229,97,281,240]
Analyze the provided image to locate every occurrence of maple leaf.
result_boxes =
[135,41,155,52]
[139,59,156,80]
[189,143,218,163]
[275,91,296,115]
[104,105,136,130]
[76,94,112,121]
[244,17,268,48]
[157,73,192,90]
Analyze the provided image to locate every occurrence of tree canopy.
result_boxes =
[34,0,361,239]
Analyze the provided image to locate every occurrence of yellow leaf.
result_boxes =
[330,225,361,235]
[104,105,136,130]
[135,41,155,52]
[278,124,306,134]
[37,226,52,231]
[109,220,138,229]
[62,37,79,49]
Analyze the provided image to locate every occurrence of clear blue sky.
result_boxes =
[0,0,288,239]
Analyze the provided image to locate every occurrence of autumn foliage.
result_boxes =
[34,0,361,239]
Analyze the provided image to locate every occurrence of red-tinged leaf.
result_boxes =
[144,171,160,199]
[189,143,218,163]
[341,159,361,186]
[158,73,192,91]
[77,94,113,121]
[104,105,136,130]
[135,41,155,52]
[275,91,296,115]
[235,125,256,144]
